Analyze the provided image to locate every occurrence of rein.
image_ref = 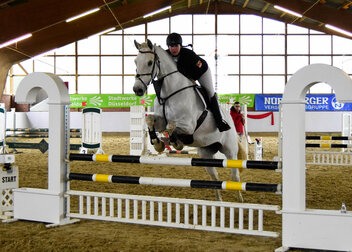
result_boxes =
[152,78,197,125]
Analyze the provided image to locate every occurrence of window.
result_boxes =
[148,19,169,34]
[101,76,122,94]
[263,56,285,74]
[77,56,99,74]
[240,76,262,93]
[77,36,99,55]
[171,15,192,34]
[287,35,309,54]
[263,35,285,55]
[6,14,351,96]
[194,15,215,34]
[240,15,262,34]
[218,15,239,34]
[263,76,285,93]
[310,35,331,54]
[77,76,99,93]
[101,57,122,74]
[101,36,122,55]
[241,56,262,74]
[240,35,262,54]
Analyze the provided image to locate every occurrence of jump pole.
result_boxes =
[306,135,352,141]
[69,173,281,193]
[305,143,352,148]
[6,128,81,133]
[69,153,280,170]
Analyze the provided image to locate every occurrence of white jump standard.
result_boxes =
[279,64,352,252]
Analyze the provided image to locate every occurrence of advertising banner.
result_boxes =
[70,93,255,108]
[70,94,156,108]
[255,94,352,111]
[218,94,255,107]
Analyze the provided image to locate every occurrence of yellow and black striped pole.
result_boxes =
[69,173,282,193]
[305,143,352,148]
[306,136,352,141]
[69,153,280,170]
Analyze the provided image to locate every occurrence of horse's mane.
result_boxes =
[154,44,177,68]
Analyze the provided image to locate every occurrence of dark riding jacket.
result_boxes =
[166,47,208,81]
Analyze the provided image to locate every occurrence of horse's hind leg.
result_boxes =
[166,120,184,150]
[198,147,222,201]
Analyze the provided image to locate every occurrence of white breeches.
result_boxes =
[198,68,215,98]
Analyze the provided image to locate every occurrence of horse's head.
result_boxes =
[133,39,158,96]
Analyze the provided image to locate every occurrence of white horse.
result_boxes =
[133,40,242,201]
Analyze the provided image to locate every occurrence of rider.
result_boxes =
[165,32,230,132]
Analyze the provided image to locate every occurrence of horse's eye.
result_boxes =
[148,60,153,66]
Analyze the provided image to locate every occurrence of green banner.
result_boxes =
[218,94,255,107]
[69,93,254,108]
[70,94,156,108]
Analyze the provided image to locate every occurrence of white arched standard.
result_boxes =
[13,72,76,226]
[279,64,352,251]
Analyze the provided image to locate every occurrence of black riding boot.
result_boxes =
[209,93,231,132]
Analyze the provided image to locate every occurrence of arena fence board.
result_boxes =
[67,190,280,237]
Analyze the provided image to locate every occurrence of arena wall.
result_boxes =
[6,111,348,133]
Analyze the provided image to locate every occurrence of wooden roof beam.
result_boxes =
[263,0,352,35]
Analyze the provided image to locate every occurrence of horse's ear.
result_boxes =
[134,40,141,50]
[147,39,153,50]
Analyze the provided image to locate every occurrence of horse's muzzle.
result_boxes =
[133,86,145,96]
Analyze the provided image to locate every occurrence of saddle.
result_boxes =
[194,85,211,109]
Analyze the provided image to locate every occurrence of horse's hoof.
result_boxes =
[171,141,184,151]
[166,120,177,133]
[145,115,154,127]
[154,141,165,153]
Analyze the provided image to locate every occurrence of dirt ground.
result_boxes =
[1,132,352,252]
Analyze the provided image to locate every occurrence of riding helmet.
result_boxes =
[166,33,182,47]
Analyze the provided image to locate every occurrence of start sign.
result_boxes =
[0,166,18,190]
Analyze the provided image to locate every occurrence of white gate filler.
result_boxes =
[2,64,352,251]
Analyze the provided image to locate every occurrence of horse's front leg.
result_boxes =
[145,114,165,153]
[166,120,184,151]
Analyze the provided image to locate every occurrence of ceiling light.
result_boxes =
[143,6,171,18]
[325,24,352,37]
[66,8,100,23]
[0,33,32,49]
[274,5,303,18]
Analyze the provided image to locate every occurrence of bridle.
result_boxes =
[135,49,159,90]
